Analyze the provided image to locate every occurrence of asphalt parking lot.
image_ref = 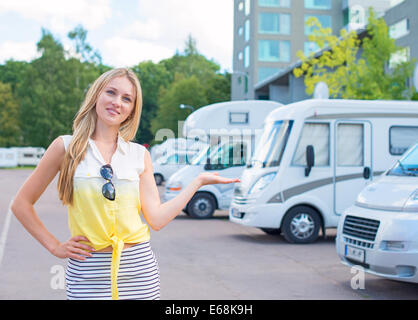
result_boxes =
[0,168,417,300]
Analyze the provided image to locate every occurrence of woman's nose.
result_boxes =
[111,95,122,107]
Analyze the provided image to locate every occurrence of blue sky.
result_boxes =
[0,0,233,72]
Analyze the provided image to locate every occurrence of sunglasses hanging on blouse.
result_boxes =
[100,164,115,201]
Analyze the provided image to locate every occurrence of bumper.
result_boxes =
[336,206,418,283]
[229,201,285,229]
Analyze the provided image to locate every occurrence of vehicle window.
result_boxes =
[166,154,178,164]
[178,155,186,164]
[293,122,330,166]
[390,126,418,155]
[337,123,363,166]
[387,143,418,176]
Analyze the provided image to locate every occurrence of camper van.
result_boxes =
[10,147,45,166]
[229,99,418,243]
[0,148,18,167]
[153,149,201,185]
[163,100,283,218]
[336,143,418,283]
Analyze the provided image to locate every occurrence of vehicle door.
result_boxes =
[334,121,372,215]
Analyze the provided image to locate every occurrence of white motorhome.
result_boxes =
[150,138,206,162]
[152,149,201,185]
[336,143,418,283]
[10,147,45,166]
[229,99,418,243]
[0,148,18,167]
[164,100,283,218]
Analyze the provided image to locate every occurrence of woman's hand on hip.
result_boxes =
[51,236,95,261]
[197,172,240,187]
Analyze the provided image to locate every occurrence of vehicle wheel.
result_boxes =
[260,228,281,235]
[154,173,163,185]
[281,206,321,244]
[187,193,216,219]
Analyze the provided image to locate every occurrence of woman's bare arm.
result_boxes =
[139,149,240,231]
[11,137,94,260]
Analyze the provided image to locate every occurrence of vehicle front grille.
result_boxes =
[233,196,256,205]
[344,236,374,249]
[342,215,380,242]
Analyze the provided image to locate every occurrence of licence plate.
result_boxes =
[345,245,365,263]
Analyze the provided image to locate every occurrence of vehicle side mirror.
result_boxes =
[305,145,315,177]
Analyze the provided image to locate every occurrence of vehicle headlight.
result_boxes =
[166,181,183,192]
[248,173,276,195]
[403,189,418,212]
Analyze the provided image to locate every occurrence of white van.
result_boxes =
[0,148,18,167]
[153,149,200,185]
[163,100,283,218]
[336,143,418,283]
[10,147,45,166]
[229,99,418,243]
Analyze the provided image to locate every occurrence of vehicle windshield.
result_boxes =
[249,120,293,168]
[207,141,247,168]
[387,143,418,176]
[190,145,213,165]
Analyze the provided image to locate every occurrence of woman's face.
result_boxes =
[95,76,135,127]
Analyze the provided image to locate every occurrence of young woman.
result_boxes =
[11,68,240,300]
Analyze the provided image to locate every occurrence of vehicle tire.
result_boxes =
[187,193,216,219]
[260,228,281,235]
[154,173,163,186]
[281,206,321,244]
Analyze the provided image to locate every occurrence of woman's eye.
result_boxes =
[123,97,132,102]
[106,90,115,95]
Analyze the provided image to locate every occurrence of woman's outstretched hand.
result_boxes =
[197,172,240,187]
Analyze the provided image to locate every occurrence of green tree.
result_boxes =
[18,29,102,147]
[131,61,171,144]
[294,9,415,100]
[0,82,21,146]
[150,75,208,142]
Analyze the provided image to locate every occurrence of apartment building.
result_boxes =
[232,0,394,101]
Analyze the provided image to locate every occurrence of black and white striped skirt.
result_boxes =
[65,241,160,300]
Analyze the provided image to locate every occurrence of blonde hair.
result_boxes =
[58,68,142,205]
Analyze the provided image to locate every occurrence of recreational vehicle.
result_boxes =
[152,149,201,185]
[164,100,283,218]
[336,143,418,283]
[229,99,418,243]
[0,148,18,167]
[10,147,45,166]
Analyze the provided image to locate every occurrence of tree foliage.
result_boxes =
[294,9,416,100]
[0,29,230,148]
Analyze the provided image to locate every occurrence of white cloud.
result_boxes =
[123,19,162,41]
[0,41,39,63]
[0,0,112,31]
[103,37,174,67]
[136,0,233,71]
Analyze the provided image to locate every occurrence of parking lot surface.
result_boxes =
[0,169,417,300]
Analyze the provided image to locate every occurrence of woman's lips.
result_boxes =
[106,108,120,116]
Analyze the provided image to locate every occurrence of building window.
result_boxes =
[238,1,244,11]
[245,0,251,15]
[305,14,332,34]
[389,126,418,155]
[244,45,250,67]
[389,47,410,69]
[238,52,243,61]
[238,27,243,36]
[245,20,250,42]
[304,41,321,56]
[258,0,291,8]
[258,40,290,62]
[259,13,291,35]
[304,0,331,10]
[258,67,282,82]
[389,19,409,39]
